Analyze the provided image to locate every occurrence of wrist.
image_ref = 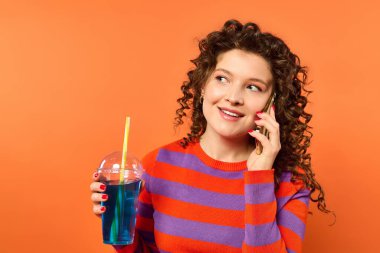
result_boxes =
[244,169,274,184]
[247,162,274,171]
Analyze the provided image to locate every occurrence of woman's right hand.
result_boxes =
[90,172,108,218]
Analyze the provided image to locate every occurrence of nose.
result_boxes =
[225,85,244,105]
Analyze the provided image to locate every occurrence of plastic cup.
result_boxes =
[97,151,144,245]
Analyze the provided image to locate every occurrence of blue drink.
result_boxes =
[101,179,142,245]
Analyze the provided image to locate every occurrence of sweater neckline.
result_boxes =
[190,141,248,172]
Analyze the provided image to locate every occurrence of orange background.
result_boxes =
[1,1,379,252]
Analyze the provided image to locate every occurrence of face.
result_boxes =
[202,49,273,140]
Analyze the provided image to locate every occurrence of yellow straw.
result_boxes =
[120,116,130,183]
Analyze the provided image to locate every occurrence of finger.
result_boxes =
[254,119,277,135]
[92,171,100,182]
[248,129,271,151]
[93,204,106,215]
[256,111,280,145]
[91,192,108,203]
[270,105,276,121]
[268,105,281,147]
[254,119,281,148]
[90,182,107,192]
[257,111,278,130]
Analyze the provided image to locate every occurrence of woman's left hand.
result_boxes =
[247,105,281,171]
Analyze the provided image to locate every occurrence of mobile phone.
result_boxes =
[255,92,276,155]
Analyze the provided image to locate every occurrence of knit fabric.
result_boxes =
[114,139,310,253]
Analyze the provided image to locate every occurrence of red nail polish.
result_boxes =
[248,129,254,133]
[100,184,106,190]
[100,206,106,211]
[102,194,108,200]
[256,112,263,117]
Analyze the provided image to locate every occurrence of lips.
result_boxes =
[217,107,244,117]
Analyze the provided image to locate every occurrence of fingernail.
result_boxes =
[272,105,275,110]
[100,206,106,212]
[248,129,254,133]
[102,194,108,200]
[94,172,98,178]
[256,112,263,117]
[100,184,106,190]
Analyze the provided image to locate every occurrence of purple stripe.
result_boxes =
[159,251,170,253]
[279,172,292,182]
[287,249,296,253]
[292,189,310,205]
[113,245,125,250]
[245,222,281,246]
[245,183,275,204]
[277,209,306,239]
[154,211,244,248]
[158,149,244,179]
[136,229,155,244]
[150,176,244,210]
[277,196,309,211]
[277,197,290,210]
[137,202,154,218]
[277,187,310,210]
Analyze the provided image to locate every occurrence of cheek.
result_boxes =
[249,95,270,111]
[204,85,225,103]
[202,94,222,120]
[246,102,265,120]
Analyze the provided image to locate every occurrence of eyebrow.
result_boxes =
[215,68,270,87]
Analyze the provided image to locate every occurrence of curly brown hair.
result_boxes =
[174,19,331,215]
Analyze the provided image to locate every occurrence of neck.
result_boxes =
[199,128,255,162]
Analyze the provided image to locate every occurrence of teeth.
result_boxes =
[222,110,240,117]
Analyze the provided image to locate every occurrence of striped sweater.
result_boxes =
[114,139,310,253]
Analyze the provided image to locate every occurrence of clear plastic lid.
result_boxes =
[97,151,144,182]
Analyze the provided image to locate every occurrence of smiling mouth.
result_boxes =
[218,107,244,118]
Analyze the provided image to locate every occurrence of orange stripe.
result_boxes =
[141,149,160,171]
[155,229,241,253]
[151,193,244,228]
[139,189,152,204]
[135,215,154,232]
[244,170,275,184]
[245,201,276,225]
[278,225,303,253]
[242,239,287,253]
[154,161,244,194]
[283,199,309,223]
[275,182,297,198]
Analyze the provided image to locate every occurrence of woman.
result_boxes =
[90,19,330,253]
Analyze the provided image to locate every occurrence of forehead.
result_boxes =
[215,49,273,84]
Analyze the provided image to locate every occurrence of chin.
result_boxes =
[215,128,248,140]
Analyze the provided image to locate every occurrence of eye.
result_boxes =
[215,75,228,83]
[247,84,262,92]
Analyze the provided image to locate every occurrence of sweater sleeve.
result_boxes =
[242,170,310,253]
[112,150,160,253]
